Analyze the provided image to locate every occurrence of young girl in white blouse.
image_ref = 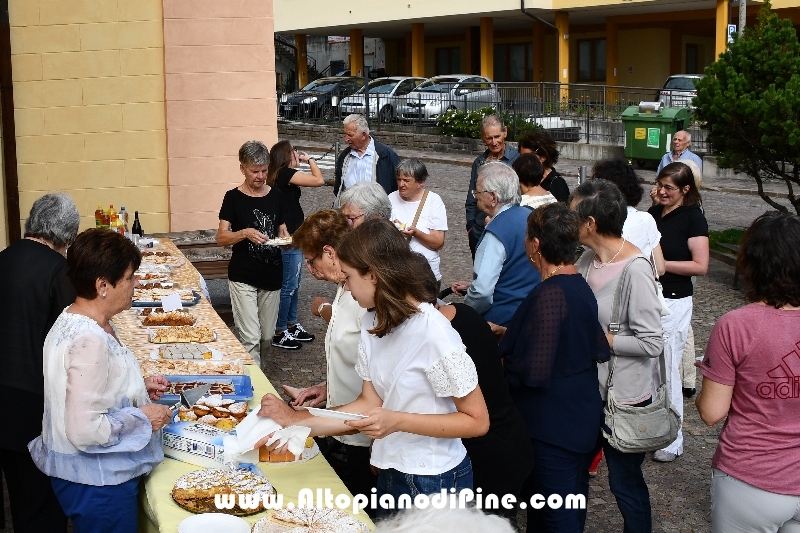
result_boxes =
[258,217,489,518]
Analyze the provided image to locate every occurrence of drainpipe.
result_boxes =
[0,0,20,243]
[521,0,561,93]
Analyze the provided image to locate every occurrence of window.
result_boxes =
[686,44,699,74]
[577,39,606,82]
[493,43,533,82]
[435,47,461,76]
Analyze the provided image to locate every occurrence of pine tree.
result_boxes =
[694,0,800,214]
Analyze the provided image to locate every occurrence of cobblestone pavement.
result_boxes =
[249,150,754,533]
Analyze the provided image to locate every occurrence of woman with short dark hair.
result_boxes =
[697,212,800,533]
[513,153,557,210]
[518,130,570,202]
[647,161,709,463]
[29,229,172,533]
[571,180,664,533]
[500,202,610,532]
[0,193,80,533]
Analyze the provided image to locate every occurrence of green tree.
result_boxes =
[694,0,800,214]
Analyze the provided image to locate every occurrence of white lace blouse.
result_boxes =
[356,303,478,475]
[29,310,163,486]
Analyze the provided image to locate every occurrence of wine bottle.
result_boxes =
[132,211,143,236]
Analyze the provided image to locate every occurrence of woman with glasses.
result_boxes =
[647,162,709,463]
[267,140,325,350]
[518,131,570,202]
[339,182,393,228]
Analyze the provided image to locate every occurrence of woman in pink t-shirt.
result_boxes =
[697,212,800,533]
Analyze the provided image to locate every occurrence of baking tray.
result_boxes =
[132,290,201,307]
[157,375,253,404]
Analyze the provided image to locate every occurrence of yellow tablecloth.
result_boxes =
[129,240,374,532]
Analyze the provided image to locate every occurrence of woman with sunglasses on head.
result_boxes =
[518,131,570,203]
[647,162,709,463]
[268,140,325,350]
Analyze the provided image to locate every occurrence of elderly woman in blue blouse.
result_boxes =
[29,229,173,533]
[452,162,541,331]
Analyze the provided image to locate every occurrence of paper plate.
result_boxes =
[305,407,367,421]
[178,513,250,533]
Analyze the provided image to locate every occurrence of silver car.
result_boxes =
[397,75,501,122]
[339,77,425,121]
[658,74,704,108]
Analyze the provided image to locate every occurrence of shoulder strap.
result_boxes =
[606,256,667,390]
[411,190,429,229]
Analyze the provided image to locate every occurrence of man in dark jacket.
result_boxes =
[333,114,400,200]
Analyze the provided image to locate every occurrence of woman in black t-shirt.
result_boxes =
[647,162,709,463]
[267,140,325,350]
[217,141,290,366]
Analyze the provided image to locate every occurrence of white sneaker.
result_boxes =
[653,450,679,462]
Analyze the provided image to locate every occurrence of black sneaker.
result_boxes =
[272,330,301,350]
[288,323,315,342]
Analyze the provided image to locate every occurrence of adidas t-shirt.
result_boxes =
[701,303,800,495]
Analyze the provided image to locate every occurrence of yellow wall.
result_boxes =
[618,28,671,87]
[9,0,169,237]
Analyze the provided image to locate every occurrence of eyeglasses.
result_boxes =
[471,189,494,198]
[343,213,365,224]
[305,255,320,270]
[655,182,680,192]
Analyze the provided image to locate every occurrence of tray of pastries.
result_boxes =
[157,375,253,403]
[171,467,274,516]
[141,253,185,268]
[140,309,197,327]
[148,326,215,343]
[175,395,249,431]
[155,343,217,360]
[139,359,244,377]
[137,280,176,290]
[133,289,200,307]
[253,507,369,533]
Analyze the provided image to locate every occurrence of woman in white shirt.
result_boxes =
[258,218,489,519]
[388,158,448,291]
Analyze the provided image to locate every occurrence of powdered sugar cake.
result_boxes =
[172,468,274,516]
[253,507,369,533]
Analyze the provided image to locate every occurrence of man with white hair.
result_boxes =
[452,162,541,328]
[656,130,703,174]
[333,114,400,200]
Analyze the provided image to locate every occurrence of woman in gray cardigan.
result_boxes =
[571,179,664,533]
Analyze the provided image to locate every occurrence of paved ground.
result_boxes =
[1,145,764,532]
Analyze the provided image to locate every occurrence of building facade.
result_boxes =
[276,0,800,89]
[1,0,278,247]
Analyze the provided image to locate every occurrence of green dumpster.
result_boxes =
[621,105,691,166]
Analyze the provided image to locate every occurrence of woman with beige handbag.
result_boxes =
[570,180,666,533]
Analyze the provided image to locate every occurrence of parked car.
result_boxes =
[657,74,704,108]
[397,75,501,122]
[339,77,425,121]
[279,77,364,120]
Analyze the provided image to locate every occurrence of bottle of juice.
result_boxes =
[110,213,125,236]
[94,204,104,228]
[105,205,116,230]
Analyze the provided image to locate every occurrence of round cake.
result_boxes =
[172,468,274,516]
[253,507,369,533]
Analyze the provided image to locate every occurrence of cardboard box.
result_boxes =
[162,421,257,468]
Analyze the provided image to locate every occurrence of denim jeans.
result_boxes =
[276,247,303,332]
[375,455,473,520]
[523,439,589,533]
[578,407,653,533]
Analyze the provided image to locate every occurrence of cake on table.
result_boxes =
[253,507,370,533]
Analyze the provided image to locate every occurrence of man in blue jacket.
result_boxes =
[333,114,400,201]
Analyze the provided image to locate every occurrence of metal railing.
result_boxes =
[277,81,708,151]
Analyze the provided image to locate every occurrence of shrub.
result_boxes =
[436,107,542,141]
